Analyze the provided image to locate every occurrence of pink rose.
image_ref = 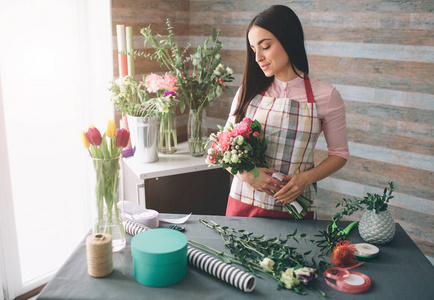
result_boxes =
[232,121,252,138]
[217,131,232,151]
[253,132,259,137]
[242,117,253,125]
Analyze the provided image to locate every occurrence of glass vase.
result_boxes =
[158,110,177,154]
[188,108,207,157]
[91,156,126,252]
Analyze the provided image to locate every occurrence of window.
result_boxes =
[0,0,113,297]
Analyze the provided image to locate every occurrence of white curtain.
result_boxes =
[0,0,113,298]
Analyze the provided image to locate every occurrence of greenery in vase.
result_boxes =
[315,182,395,253]
[109,75,150,117]
[138,19,234,112]
[190,220,326,296]
[80,120,130,239]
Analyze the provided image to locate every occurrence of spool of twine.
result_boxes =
[86,233,113,277]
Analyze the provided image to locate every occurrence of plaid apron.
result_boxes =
[226,76,320,218]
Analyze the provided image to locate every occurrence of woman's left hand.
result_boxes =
[273,173,310,204]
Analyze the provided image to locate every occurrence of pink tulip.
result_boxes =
[116,128,130,148]
[85,126,102,146]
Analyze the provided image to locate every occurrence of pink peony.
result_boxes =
[232,121,252,138]
[145,73,164,93]
[162,74,179,91]
[217,131,232,151]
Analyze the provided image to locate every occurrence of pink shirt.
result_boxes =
[228,76,349,160]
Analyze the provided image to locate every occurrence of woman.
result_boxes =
[225,5,349,218]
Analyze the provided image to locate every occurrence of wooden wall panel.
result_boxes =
[112,0,434,258]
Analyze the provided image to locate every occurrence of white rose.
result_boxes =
[259,258,275,272]
[230,155,239,163]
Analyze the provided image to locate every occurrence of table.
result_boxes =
[122,142,230,215]
[38,215,434,299]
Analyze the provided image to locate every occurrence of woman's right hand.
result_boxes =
[235,168,284,196]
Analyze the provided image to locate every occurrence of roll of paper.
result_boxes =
[126,26,135,78]
[116,24,128,78]
[124,219,256,292]
[187,247,256,293]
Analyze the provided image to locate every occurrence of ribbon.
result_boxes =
[324,267,372,294]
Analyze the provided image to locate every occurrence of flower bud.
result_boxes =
[85,126,102,146]
[106,120,116,138]
[80,130,90,149]
[116,128,130,148]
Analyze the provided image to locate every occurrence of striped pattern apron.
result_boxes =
[226,77,320,218]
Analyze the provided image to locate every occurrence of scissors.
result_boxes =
[168,224,185,231]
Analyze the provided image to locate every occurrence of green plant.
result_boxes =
[108,75,151,117]
[315,182,395,253]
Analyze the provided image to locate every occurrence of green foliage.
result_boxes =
[138,19,234,112]
[196,219,326,296]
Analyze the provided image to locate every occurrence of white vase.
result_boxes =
[358,210,396,244]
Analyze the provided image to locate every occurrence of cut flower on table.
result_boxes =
[189,220,326,296]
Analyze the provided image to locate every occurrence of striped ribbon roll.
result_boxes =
[124,218,151,235]
[124,218,256,292]
[187,247,256,292]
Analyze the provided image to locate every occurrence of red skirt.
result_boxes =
[225,195,315,219]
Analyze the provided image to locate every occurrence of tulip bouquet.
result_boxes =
[189,220,325,296]
[80,120,130,251]
[206,118,311,220]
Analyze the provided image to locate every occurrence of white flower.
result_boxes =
[235,135,244,145]
[226,67,233,74]
[231,154,239,163]
[294,267,317,285]
[280,268,300,290]
[259,258,275,272]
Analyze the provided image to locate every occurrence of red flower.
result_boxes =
[330,240,357,267]
[253,132,259,137]
[116,129,130,148]
[85,126,102,146]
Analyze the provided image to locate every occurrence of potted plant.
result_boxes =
[335,182,396,245]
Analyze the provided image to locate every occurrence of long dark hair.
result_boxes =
[233,5,309,122]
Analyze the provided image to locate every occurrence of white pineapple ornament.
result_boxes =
[358,182,396,245]
[358,210,395,244]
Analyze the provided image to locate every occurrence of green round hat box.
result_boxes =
[131,228,188,287]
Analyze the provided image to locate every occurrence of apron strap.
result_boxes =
[304,74,315,103]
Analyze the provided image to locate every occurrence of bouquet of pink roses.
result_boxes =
[206,118,310,220]
[206,118,267,178]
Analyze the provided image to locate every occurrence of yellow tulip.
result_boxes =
[80,130,90,149]
[106,120,116,138]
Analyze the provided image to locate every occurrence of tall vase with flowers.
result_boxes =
[138,19,234,156]
[141,73,179,154]
[80,120,130,252]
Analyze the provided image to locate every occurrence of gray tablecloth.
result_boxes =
[38,215,434,299]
